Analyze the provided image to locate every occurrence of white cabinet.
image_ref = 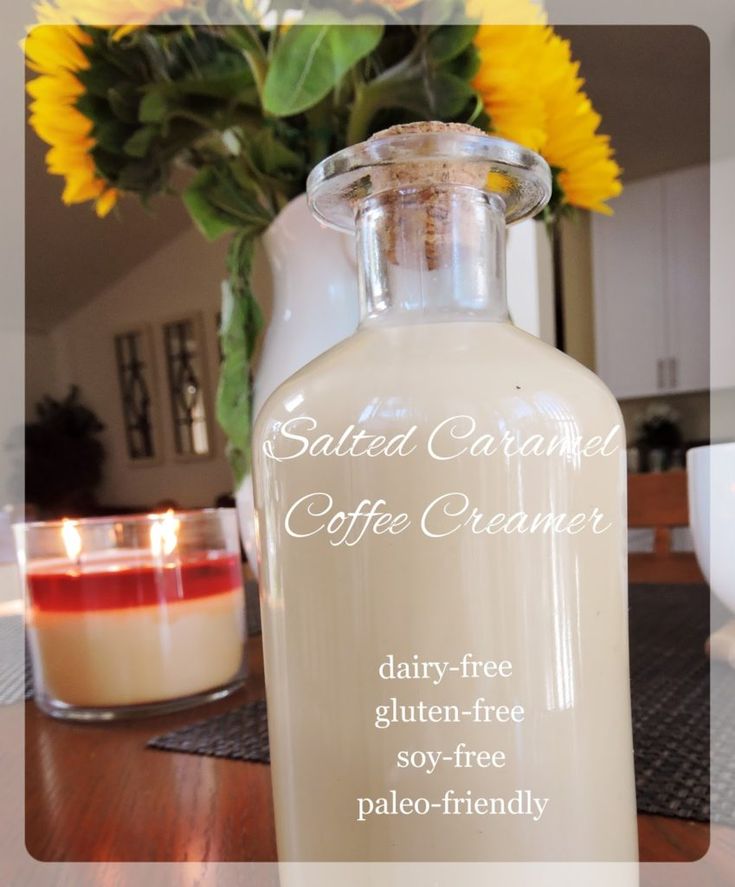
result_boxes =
[664,166,710,393]
[592,177,668,398]
[592,165,709,399]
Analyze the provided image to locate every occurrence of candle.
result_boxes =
[16,509,246,720]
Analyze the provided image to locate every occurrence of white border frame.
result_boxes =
[2,2,733,884]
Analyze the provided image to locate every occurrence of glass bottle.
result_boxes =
[253,123,638,863]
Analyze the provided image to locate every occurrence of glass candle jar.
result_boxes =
[16,509,246,720]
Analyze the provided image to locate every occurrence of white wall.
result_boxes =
[28,208,559,511]
[34,226,234,509]
[25,331,62,421]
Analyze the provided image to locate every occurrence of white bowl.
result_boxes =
[687,442,735,611]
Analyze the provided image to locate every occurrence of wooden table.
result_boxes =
[25,638,276,862]
[24,635,715,864]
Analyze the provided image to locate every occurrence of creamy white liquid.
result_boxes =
[254,321,638,863]
[29,588,245,707]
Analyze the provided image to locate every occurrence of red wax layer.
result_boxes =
[26,552,243,613]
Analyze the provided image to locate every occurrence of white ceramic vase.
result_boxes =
[234,194,359,572]
[687,441,735,611]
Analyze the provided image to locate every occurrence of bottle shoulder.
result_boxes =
[254,321,622,437]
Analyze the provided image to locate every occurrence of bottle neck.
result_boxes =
[355,186,509,326]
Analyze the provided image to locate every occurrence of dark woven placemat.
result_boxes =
[148,698,269,763]
[147,583,732,825]
[629,584,712,822]
[0,614,33,705]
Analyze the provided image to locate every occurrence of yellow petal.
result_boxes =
[24,25,91,75]
[95,188,119,217]
[473,10,623,215]
[46,142,95,174]
[29,105,94,145]
[112,25,139,40]
[62,167,105,204]
[26,70,84,103]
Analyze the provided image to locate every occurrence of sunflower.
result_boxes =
[26,0,622,220]
[472,22,548,154]
[535,31,622,215]
[25,24,119,217]
[25,1,187,217]
[470,0,622,214]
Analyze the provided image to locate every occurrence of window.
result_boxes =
[162,316,211,457]
[114,329,157,462]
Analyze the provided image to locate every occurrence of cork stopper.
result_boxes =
[370,121,487,138]
[307,121,551,234]
[367,121,494,193]
[365,123,501,267]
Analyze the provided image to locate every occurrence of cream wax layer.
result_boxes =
[29,588,245,707]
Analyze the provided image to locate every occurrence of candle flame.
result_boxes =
[61,519,82,562]
[150,509,180,558]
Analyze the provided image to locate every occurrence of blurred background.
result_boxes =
[23,25,728,584]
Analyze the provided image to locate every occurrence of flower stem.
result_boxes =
[346,41,427,145]
[346,82,380,146]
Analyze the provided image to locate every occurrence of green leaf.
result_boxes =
[263,23,383,117]
[222,24,267,55]
[250,128,305,178]
[175,52,256,101]
[183,168,240,241]
[430,71,477,118]
[123,125,158,158]
[177,71,258,102]
[428,25,478,63]
[92,118,135,153]
[106,84,139,124]
[75,92,108,121]
[75,64,124,99]
[182,164,273,242]
[446,45,482,81]
[358,68,475,127]
[112,158,166,193]
[139,90,170,124]
[217,233,264,483]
